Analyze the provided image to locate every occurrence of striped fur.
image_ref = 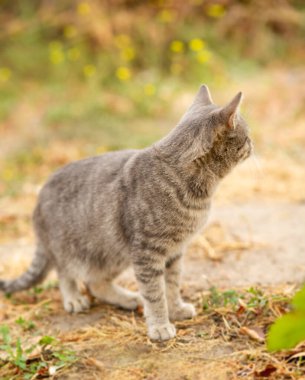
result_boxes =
[0,247,51,293]
[0,85,252,341]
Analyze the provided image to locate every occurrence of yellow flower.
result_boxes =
[48,41,65,65]
[189,38,205,52]
[170,40,184,53]
[0,67,11,82]
[116,67,131,81]
[144,83,156,96]
[158,9,174,23]
[206,4,225,18]
[121,47,135,61]
[67,48,81,61]
[83,64,96,77]
[1,166,15,182]
[64,25,77,39]
[77,2,91,15]
[197,50,212,64]
[49,49,64,65]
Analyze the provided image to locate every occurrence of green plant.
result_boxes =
[0,325,77,379]
[202,287,282,313]
[0,325,36,374]
[202,287,242,310]
[15,316,36,331]
[246,287,269,309]
[31,280,59,295]
[267,285,305,352]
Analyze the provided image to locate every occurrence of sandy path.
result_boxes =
[185,201,305,290]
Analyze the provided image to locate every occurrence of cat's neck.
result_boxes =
[154,124,204,164]
[151,145,220,201]
[186,158,219,200]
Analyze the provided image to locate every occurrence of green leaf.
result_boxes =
[15,317,26,326]
[267,311,305,351]
[0,325,11,345]
[39,335,56,346]
[33,285,44,294]
[16,338,24,360]
[292,286,305,312]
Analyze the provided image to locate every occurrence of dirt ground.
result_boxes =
[1,166,305,379]
[1,68,305,379]
[1,190,305,379]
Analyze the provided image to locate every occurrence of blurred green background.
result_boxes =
[1,4,305,376]
[0,0,305,200]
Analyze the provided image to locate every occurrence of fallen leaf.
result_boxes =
[240,326,265,342]
[238,298,248,309]
[235,299,247,316]
[26,350,41,362]
[37,366,49,377]
[254,364,277,377]
[85,357,105,371]
[136,304,144,315]
[288,351,305,361]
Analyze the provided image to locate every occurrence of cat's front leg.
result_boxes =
[165,253,196,321]
[133,253,176,341]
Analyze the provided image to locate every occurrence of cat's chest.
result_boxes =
[170,201,211,247]
[186,206,210,237]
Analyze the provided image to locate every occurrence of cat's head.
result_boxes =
[172,85,253,176]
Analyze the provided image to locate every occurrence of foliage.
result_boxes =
[0,0,305,198]
[202,287,241,309]
[0,324,76,379]
[0,284,303,379]
[15,316,36,331]
[1,0,305,121]
[267,285,305,352]
[201,286,282,312]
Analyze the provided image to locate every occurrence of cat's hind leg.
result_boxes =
[59,275,90,313]
[88,279,141,310]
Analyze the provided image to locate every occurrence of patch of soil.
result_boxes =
[1,201,305,379]
[185,201,305,289]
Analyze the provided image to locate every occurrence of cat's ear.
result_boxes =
[192,84,213,107]
[220,92,243,129]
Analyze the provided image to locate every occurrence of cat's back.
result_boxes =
[37,149,138,208]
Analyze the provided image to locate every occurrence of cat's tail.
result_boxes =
[0,246,52,293]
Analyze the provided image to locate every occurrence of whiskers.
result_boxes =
[250,151,262,172]
[243,148,263,178]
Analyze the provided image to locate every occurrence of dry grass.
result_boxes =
[1,282,304,379]
[1,66,305,379]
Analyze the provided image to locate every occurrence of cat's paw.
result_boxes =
[63,295,90,313]
[90,283,142,311]
[148,322,176,341]
[117,292,142,310]
[169,302,196,321]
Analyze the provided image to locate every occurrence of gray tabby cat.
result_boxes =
[0,85,252,341]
